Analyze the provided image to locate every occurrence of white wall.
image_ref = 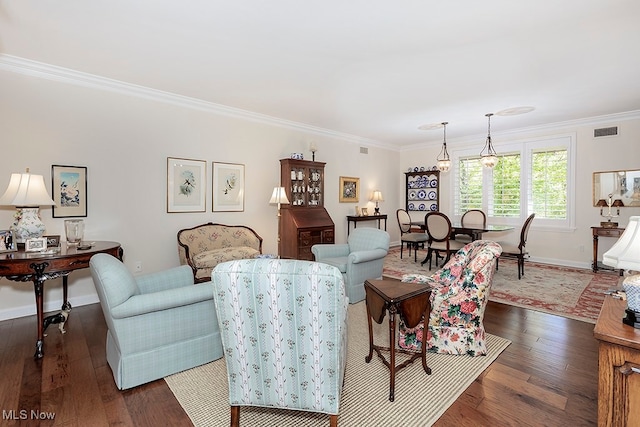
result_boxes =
[1,65,639,321]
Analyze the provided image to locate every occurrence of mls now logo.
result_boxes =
[3,410,56,420]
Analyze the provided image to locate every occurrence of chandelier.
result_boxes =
[436,122,451,172]
[480,113,498,168]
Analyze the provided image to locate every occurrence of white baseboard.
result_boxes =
[0,294,100,322]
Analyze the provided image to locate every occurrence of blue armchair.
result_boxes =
[89,253,223,390]
[312,227,390,303]
[212,259,348,426]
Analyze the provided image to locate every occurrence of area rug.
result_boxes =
[384,246,623,323]
[165,301,511,427]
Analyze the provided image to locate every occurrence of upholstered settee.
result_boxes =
[398,240,502,356]
[177,223,263,283]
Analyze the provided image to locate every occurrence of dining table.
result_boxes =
[408,221,514,241]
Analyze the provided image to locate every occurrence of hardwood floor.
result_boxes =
[0,300,598,426]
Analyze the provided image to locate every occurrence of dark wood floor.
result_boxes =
[0,300,598,426]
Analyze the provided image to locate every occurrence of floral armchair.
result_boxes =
[398,240,502,356]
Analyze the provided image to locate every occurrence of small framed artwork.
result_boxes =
[167,157,207,213]
[361,207,369,216]
[339,176,360,203]
[52,165,87,218]
[0,230,16,253]
[25,237,47,252]
[213,162,245,212]
[44,235,61,248]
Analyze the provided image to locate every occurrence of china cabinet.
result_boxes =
[405,170,440,213]
[279,159,334,260]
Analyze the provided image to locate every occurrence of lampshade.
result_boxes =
[603,216,640,271]
[596,199,608,207]
[612,199,625,208]
[371,190,384,202]
[436,122,451,173]
[269,187,290,205]
[0,171,55,207]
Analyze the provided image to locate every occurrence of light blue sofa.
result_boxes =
[89,253,223,389]
[312,227,390,303]
[212,259,348,426]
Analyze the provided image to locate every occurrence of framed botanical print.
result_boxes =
[339,176,360,203]
[212,162,245,212]
[167,157,206,212]
[52,165,87,218]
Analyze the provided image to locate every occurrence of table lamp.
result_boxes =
[371,190,384,215]
[602,215,640,328]
[269,186,290,256]
[0,169,56,244]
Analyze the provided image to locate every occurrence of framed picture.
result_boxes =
[52,165,87,218]
[361,207,369,216]
[0,230,16,253]
[44,235,61,248]
[339,176,360,203]
[167,157,207,213]
[25,237,47,252]
[212,162,245,212]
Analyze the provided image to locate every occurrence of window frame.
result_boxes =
[450,133,576,232]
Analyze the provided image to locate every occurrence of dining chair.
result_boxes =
[455,209,487,243]
[421,212,466,270]
[396,208,429,262]
[495,213,535,279]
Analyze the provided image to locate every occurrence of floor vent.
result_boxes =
[594,126,618,138]
[360,147,368,154]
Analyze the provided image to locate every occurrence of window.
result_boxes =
[452,134,575,230]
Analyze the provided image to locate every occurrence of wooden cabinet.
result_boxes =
[405,170,440,213]
[279,159,334,260]
[593,296,640,426]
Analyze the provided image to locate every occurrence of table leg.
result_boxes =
[592,234,598,273]
[32,276,46,359]
[61,275,72,311]
[388,305,397,402]
[365,299,374,363]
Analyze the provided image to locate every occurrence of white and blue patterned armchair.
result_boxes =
[89,253,223,390]
[211,259,348,427]
[311,227,390,304]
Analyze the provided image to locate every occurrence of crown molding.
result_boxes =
[0,54,394,150]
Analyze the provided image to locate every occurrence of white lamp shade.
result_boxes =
[269,187,290,205]
[602,216,640,271]
[371,190,384,202]
[0,172,56,207]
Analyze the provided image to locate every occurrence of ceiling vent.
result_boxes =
[360,147,368,154]
[594,126,618,138]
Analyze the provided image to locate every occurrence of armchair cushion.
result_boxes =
[398,240,502,356]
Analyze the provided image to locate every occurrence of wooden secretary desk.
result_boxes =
[279,158,334,260]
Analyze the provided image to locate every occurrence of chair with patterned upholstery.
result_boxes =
[312,227,390,304]
[89,253,223,389]
[212,259,348,427]
[398,240,502,356]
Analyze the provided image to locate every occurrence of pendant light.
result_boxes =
[480,113,498,168]
[436,122,451,172]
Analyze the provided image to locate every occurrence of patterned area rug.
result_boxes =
[165,301,510,427]
[384,246,623,323]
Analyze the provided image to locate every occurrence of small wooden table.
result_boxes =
[591,226,625,275]
[0,241,122,358]
[346,214,387,236]
[364,278,432,401]
[593,295,640,426]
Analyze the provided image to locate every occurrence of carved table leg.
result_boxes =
[389,304,397,402]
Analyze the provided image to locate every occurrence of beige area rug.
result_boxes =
[165,301,510,427]
[384,246,622,323]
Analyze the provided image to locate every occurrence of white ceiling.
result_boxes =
[1,0,639,149]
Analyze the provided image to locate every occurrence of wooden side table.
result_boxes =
[593,295,640,426]
[346,214,387,236]
[591,226,624,274]
[364,278,431,401]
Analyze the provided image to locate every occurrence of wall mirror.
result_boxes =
[593,169,640,207]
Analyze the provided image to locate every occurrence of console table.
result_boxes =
[346,214,387,236]
[591,226,624,274]
[0,241,122,358]
[593,295,640,426]
[364,278,431,401]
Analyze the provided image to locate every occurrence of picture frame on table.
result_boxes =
[212,162,245,212]
[0,230,16,253]
[167,157,207,213]
[361,207,369,216]
[52,165,87,218]
[44,235,61,248]
[25,237,47,252]
[339,176,360,203]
